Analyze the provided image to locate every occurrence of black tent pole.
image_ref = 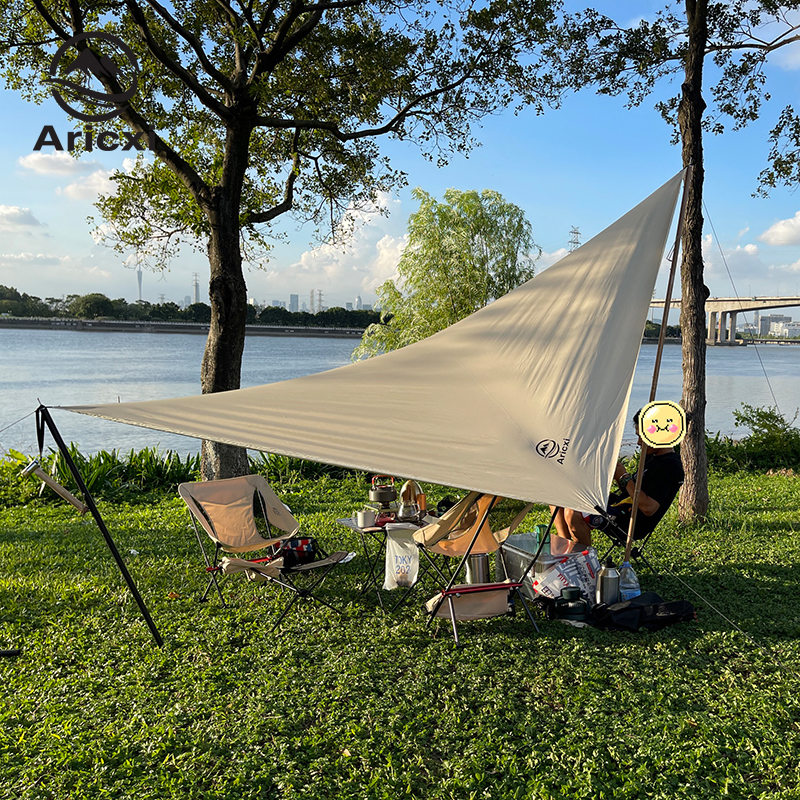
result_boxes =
[35,405,164,647]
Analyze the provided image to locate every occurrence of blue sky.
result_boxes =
[1,4,800,319]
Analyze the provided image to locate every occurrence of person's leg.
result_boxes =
[563,509,593,550]
[549,506,593,552]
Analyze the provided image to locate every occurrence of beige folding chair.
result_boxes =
[179,475,353,627]
[414,492,539,646]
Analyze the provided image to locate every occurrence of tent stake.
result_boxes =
[625,166,693,563]
[35,405,164,647]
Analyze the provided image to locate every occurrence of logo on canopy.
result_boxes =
[536,440,559,459]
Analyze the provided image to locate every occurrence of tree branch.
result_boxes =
[30,0,71,41]
[125,0,232,119]
[253,72,473,141]
[245,130,301,224]
[706,30,800,54]
[140,0,236,91]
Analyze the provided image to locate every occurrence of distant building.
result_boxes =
[183,295,192,308]
[345,302,353,310]
[301,302,308,312]
[271,299,286,308]
[355,295,363,310]
[362,303,372,311]
[289,294,299,313]
[783,321,800,338]
[763,314,792,336]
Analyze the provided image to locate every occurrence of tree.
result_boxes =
[1,0,566,478]
[551,1,800,522]
[353,188,539,358]
[68,293,115,319]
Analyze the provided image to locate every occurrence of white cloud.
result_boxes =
[736,226,750,239]
[536,247,569,271]
[0,205,43,231]
[250,192,407,305]
[56,169,116,200]
[769,258,800,274]
[759,212,800,246]
[0,252,64,266]
[18,152,102,176]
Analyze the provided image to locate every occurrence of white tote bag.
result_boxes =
[383,525,420,590]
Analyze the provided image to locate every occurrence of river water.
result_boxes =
[2,329,799,456]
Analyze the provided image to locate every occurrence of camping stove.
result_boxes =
[366,500,398,526]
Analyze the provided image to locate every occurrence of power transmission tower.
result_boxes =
[316,289,324,312]
[568,227,581,252]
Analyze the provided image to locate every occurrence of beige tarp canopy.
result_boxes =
[61,172,684,514]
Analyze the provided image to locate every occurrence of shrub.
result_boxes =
[706,403,800,473]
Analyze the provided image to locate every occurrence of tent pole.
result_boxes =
[35,406,164,647]
[624,166,692,563]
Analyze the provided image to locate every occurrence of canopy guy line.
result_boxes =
[648,552,787,670]
[0,410,37,438]
[703,199,781,412]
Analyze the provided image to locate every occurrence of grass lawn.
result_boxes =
[1,471,799,799]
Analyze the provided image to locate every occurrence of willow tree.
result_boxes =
[551,0,800,521]
[353,187,539,358]
[1,0,564,478]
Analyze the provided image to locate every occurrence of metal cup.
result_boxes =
[357,508,376,528]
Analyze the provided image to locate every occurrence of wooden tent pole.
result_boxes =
[624,166,692,563]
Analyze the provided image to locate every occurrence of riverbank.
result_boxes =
[0,316,364,338]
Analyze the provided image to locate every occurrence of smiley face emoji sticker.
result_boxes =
[638,401,687,448]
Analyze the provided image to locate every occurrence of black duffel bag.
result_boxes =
[591,591,696,632]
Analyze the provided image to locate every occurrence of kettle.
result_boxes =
[397,479,422,521]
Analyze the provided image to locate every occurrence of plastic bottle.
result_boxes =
[618,561,641,601]
[534,523,551,555]
[595,558,620,606]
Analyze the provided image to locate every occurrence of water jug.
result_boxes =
[619,561,641,601]
[595,558,620,606]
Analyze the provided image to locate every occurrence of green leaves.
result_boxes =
[353,187,539,358]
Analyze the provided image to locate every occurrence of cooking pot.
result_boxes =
[369,475,397,504]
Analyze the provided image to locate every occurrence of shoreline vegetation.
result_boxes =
[1,439,799,797]
[0,285,382,333]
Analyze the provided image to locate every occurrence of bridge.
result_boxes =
[650,296,800,345]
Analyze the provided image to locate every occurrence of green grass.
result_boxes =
[1,471,800,799]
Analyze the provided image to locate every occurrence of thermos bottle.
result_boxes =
[595,557,620,605]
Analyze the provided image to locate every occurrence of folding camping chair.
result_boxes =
[179,475,354,629]
[413,493,539,646]
[597,496,662,574]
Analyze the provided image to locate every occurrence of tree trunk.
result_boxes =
[677,0,710,522]
[199,125,253,481]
